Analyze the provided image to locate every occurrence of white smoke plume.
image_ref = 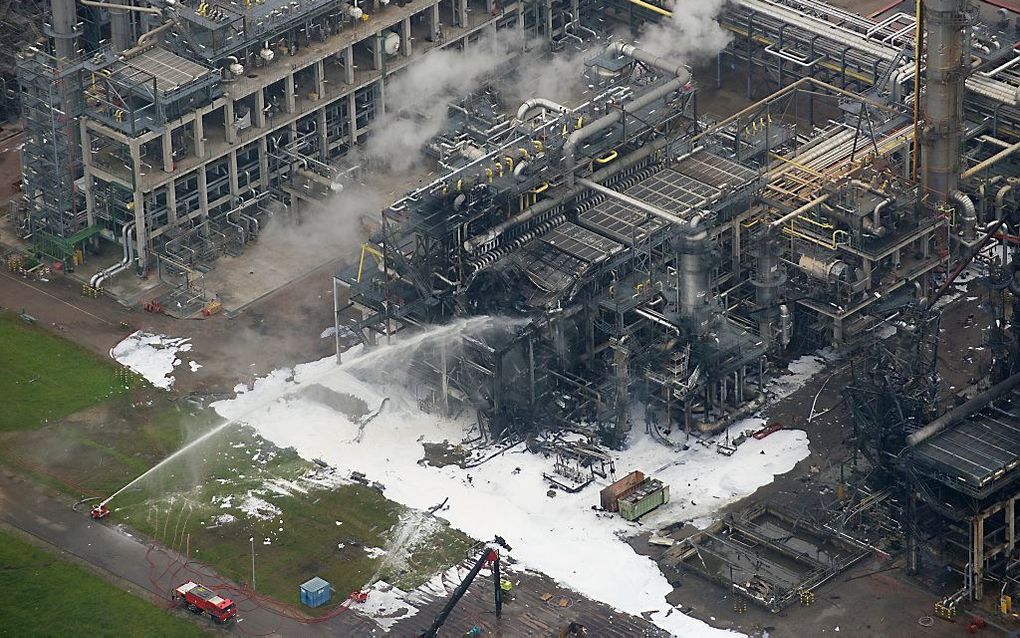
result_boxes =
[506,44,590,107]
[261,30,526,259]
[361,29,523,172]
[637,0,732,65]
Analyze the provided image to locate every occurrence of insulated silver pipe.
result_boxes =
[907,371,1020,446]
[577,178,686,225]
[562,41,689,187]
[51,0,77,60]
[563,78,682,187]
[463,138,677,252]
[516,98,569,121]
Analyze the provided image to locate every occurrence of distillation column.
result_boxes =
[50,0,78,60]
[110,0,134,52]
[922,0,969,205]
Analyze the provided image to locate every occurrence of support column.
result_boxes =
[228,150,239,200]
[258,137,270,190]
[224,101,237,144]
[314,60,326,98]
[345,45,355,84]
[457,0,468,29]
[401,17,412,57]
[973,514,986,600]
[284,74,296,113]
[197,167,209,222]
[348,93,358,145]
[194,111,206,158]
[440,340,450,415]
[162,129,174,173]
[1009,497,1016,555]
[80,122,96,228]
[544,0,553,40]
[166,178,178,226]
[430,3,441,42]
[130,142,147,270]
[132,191,147,272]
[372,33,384,71]
[317,107,328,161]
[255,90,267,127]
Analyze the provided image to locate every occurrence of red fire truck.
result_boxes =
[172,581,238,624]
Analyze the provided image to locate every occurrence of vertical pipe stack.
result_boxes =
[50,0,78,60]
[110,0,134,52]
[922,0,968,205]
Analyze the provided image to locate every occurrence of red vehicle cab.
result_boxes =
[90,504,110,519]
[173,581,237,624]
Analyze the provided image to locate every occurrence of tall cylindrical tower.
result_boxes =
[922,0,969,205]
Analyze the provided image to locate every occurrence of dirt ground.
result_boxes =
[0,258,337,394]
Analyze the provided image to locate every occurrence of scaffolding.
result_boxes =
[17,48,93,264]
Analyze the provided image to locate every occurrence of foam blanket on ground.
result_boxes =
[109,331,194,389]
[211,333,817,637]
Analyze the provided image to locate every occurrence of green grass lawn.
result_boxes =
[0,530,205,637]
[0,313,131,431]
[3,402,472,612]
[0,314,472,614]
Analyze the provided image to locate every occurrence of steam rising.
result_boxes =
[262,30,527,260]
[363,30,523,173]
[637,0,732,65]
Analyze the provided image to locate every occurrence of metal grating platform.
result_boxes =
[674,150,760,191]
[108,48,214,95]
[542,222,624,264]
[629,168,718,212]
[912,396,1020,497]
[578,151,757,246]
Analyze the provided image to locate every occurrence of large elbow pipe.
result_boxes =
[563,77,683,187]
[562,42,690,187]
[90,222,137,288]
[605,41,691,82]
[516,98,569,122]
[951,190,977,241]
[996,182,1015,221]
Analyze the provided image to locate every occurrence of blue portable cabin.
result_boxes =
[299,576,333,608]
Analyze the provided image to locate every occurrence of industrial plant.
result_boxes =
[7,0,1020,635]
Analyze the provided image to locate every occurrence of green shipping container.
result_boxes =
[619,483,669,521]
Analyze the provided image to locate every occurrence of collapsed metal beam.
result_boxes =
[907,371,1020,446]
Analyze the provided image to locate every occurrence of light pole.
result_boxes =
[249,536,256,591]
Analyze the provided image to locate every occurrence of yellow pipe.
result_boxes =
[533,140,544,153]
[623,0,671,17]
[795,214,835,230]
[456,179,463,192]
[595,150,618,164]
[912,0,923,182]
[530,182,549,194]
[505,156,514,171]
[518,147,531,161]
[485,168,493,184]
[575,116,584,130]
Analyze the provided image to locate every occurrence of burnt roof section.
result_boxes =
[910,388,1020,499]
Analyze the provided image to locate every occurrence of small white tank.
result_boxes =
[382,31,401,56]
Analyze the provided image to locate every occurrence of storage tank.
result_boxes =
[367,31,401,56]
